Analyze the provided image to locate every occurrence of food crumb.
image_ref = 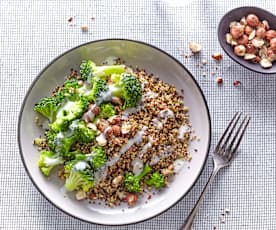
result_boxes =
[201,58,207,65]
[189,41,202,53]
[224,208,230,214]
[81,25,88,32]
[233,80,241,87]
[212,53,223,61]
[216,77,223,84]
[67,16,73,22]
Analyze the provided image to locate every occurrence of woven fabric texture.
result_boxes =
[1,0,276,229]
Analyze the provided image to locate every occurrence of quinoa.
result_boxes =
[35,63,193,207]
[88,69,192,206]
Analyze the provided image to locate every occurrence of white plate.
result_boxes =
[18,39,211,225]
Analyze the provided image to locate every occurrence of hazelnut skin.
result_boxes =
[246,14,259,27]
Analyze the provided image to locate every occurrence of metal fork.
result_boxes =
[180,112,251,230]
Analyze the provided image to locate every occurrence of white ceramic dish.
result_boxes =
[18,39,211,225]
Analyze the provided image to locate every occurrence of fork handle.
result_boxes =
[179,167,220,230]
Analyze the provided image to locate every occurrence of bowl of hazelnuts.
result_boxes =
[218,6,276,74]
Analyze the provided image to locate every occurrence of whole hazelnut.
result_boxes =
[112,125,121,137]
[237,34,248,45]
[245,25,253,35]
[265,30,276,41]
[270,38,276,52]
[246,14,259,27]
[256,27,266,39]
[230,24,244,39]
[234,45,246,56]
[245,43,257,54]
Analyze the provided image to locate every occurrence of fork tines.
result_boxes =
[215,112,251,156]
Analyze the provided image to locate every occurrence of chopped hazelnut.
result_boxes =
[211,53,222,61]
[189,42,202,53]
[216,77,223,84]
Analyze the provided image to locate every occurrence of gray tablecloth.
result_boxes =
[1,0,276,229]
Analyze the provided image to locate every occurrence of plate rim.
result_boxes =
[17,38,211,226]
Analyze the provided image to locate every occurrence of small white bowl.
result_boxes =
[18,39,211,225]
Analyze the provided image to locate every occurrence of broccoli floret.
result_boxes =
[64,78,81,90]
[80,60,96,80]
[34,97,59,122]
[124,164,152,192]
[98,103,116,119]
[64,159,94,192]
[109,73,142,109]
[69,120,95,143]
[89,78,108,103]
[92,65,125,80]
[38,150,64,176]
[145,172,165,189]
[46,129,58,151]
[89,146,107,170]
[46,130,76,159]
[49,96,89,132]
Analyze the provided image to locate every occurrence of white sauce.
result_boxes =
[73,161,89,171]
[96,90,112,105]
[44,156,61,166]
[94,166,107,183]
[132,158,144,175]
[119,127,147,154]
[94,127,147,183]
[55,132,64,146]
[177,124,189,140]
[56,101,76,118]
[69,120,79,130]
[149,155,160,166]
[143,91,158,100]
[152,118,163,130]
[149,146,172,165]
[159,109,175,119]
[121,103,143,119]
[139,136,153,158]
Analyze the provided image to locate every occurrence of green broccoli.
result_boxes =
[64,159,94,192]
[109,73,142,109]
[80,60,96,80]
[89,146,107,170]
[49,96,89,132]
[124,164,152,192]
[89,78,108,103]
[98,103,116,119]
[46,129,76,159]
[38,150,64,176]
[69,119,95,143]
[64,78,81,90]
[34,97,59,122]
[145,172,165,189]
[92,65,125,80]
